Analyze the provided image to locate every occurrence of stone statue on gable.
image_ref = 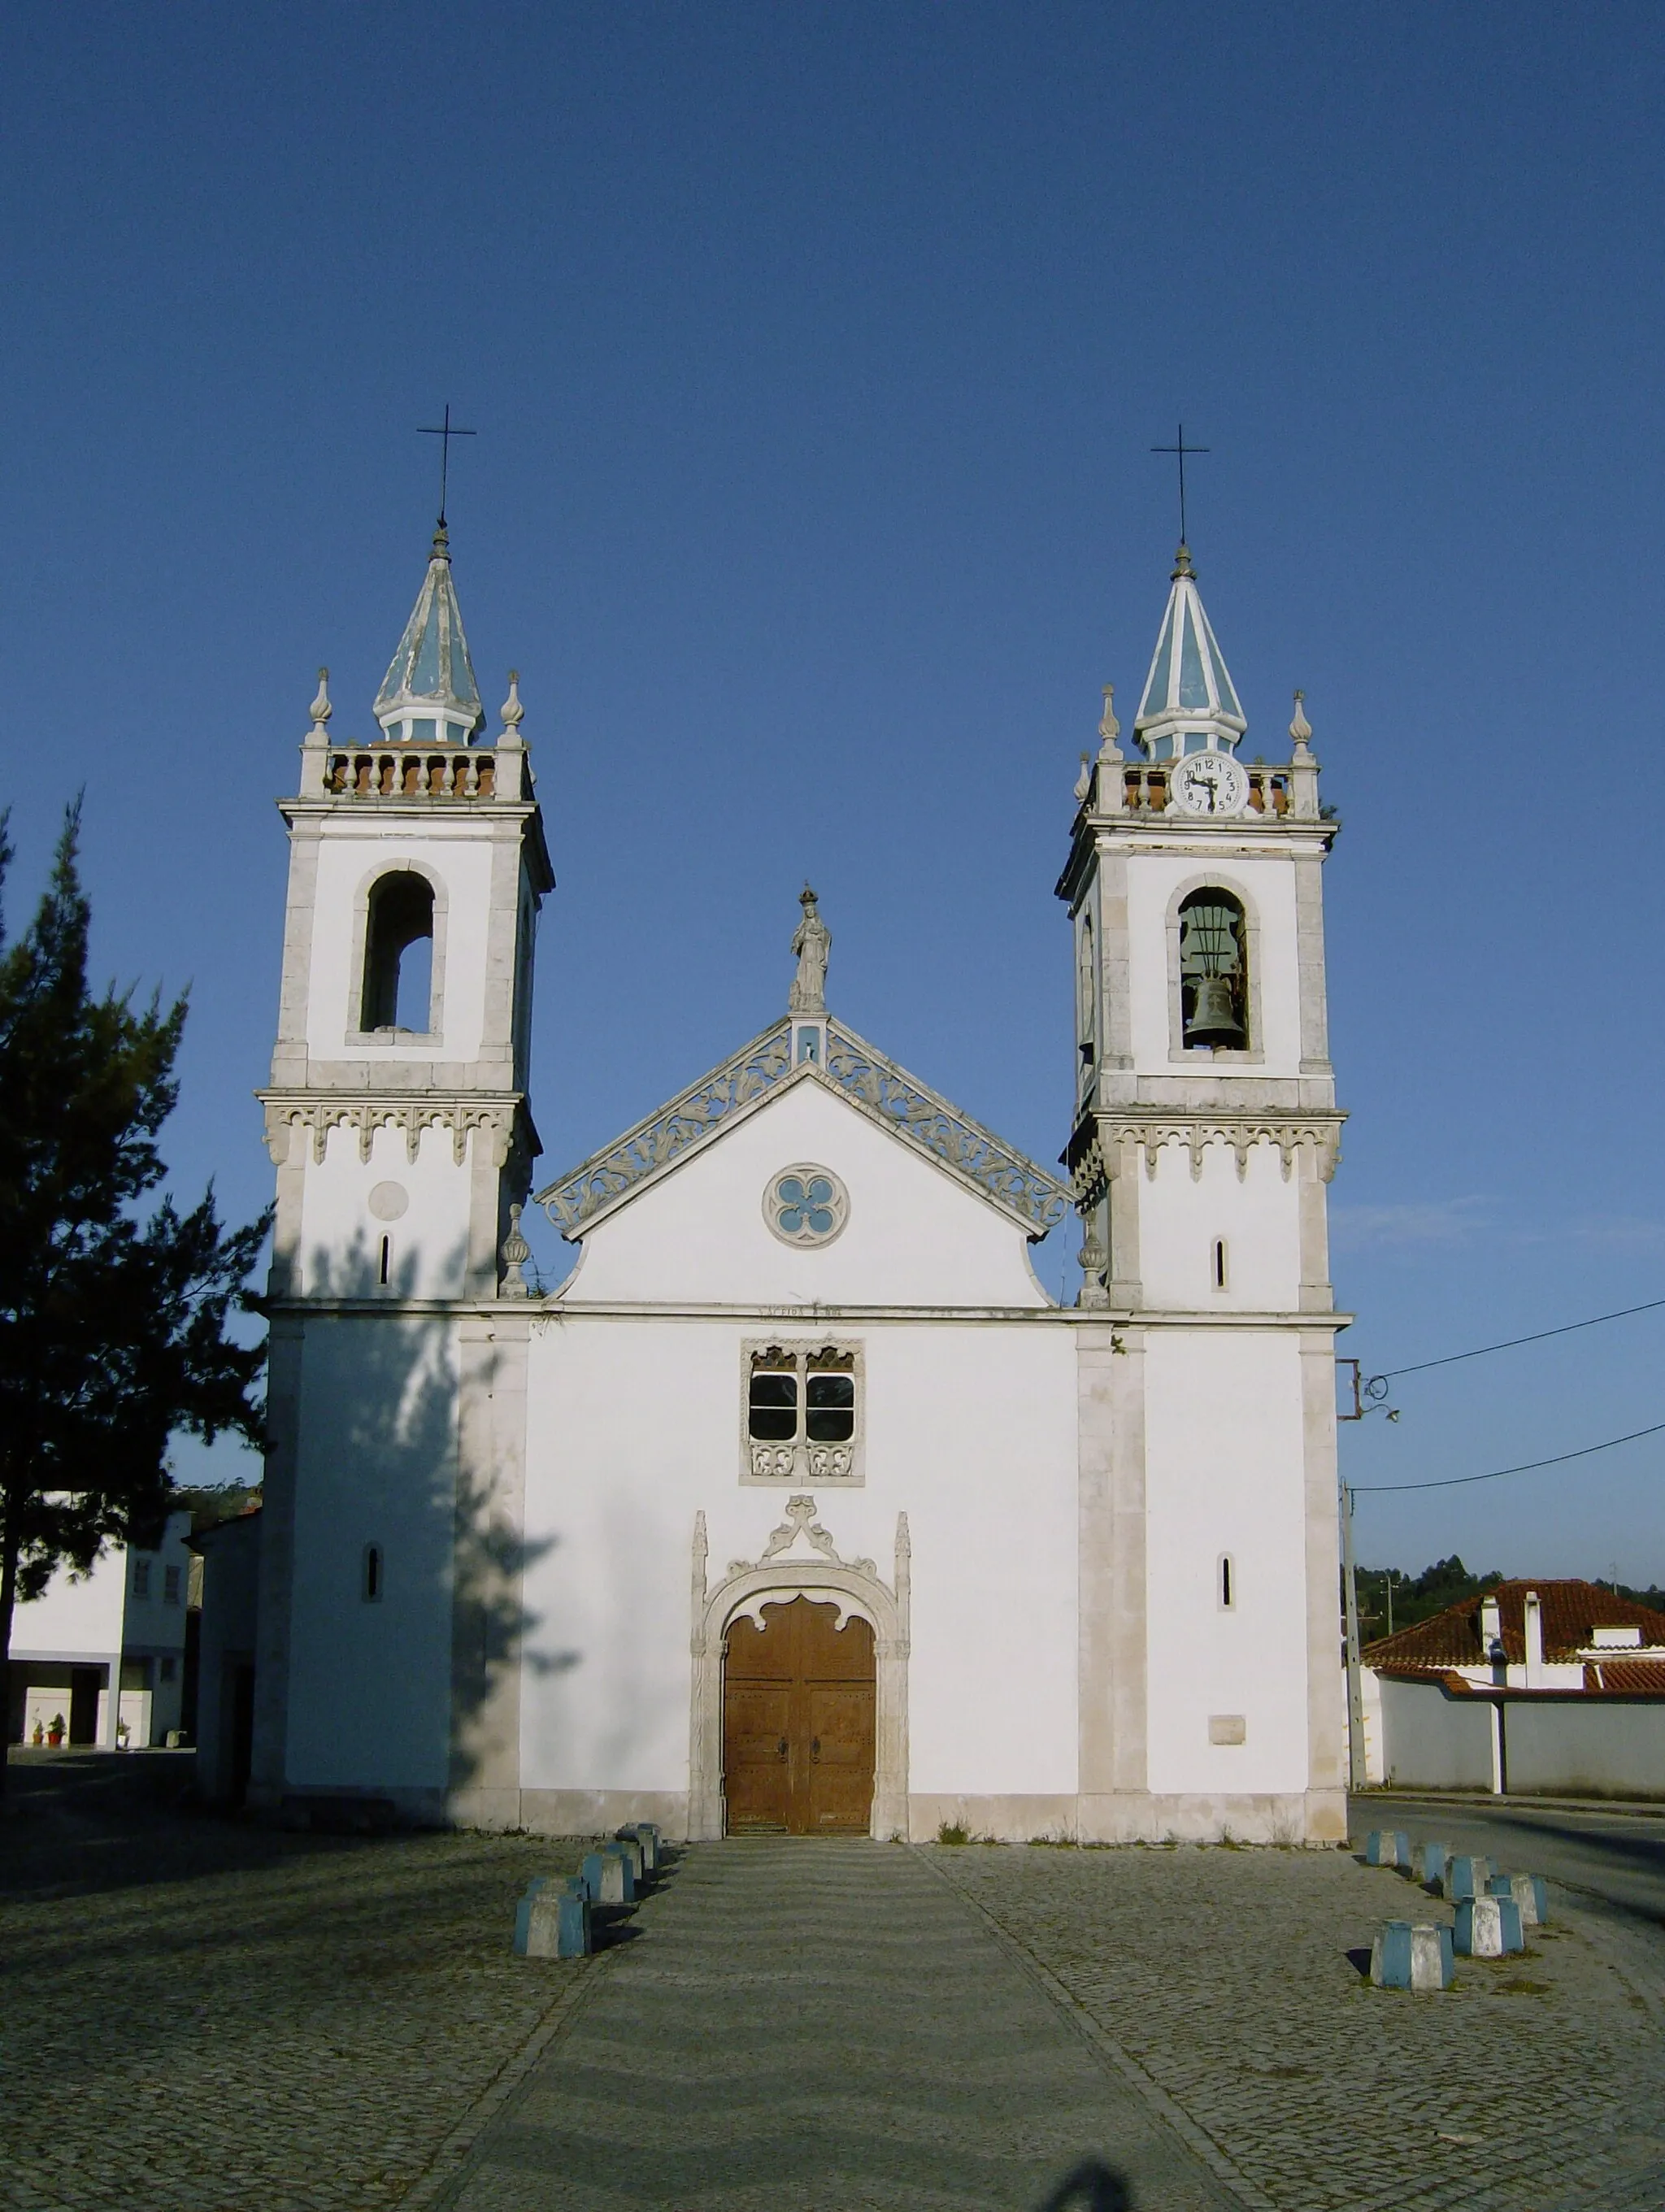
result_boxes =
[789,886,831,1014]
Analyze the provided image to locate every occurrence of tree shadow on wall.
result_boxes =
[285,1227,576,1809]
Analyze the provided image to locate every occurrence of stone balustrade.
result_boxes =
[1110,762,1304,817]
[296,733,530,803]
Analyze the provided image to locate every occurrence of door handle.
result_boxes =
[811,1736,820,1762]
[777,1737,789,1760]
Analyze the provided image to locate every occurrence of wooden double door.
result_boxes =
[722,1596,876,1836]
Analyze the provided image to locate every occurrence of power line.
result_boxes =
[1353,1419,1665,1494]
[1375,1296,1665,1383]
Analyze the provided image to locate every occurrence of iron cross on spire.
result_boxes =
[418,403,477,527]
[1150,422,1211,548]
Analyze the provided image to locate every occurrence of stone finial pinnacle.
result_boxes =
[500,1202,531,1297]
[500,671,524,737]
[1289,689,1313,755]
[1097,681,1123,762]
[1074,752,1092,802]
[1172,542,1194,580]
[308,667,332,733]
[432,519,451,561]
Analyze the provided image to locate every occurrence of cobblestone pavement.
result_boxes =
[436,1837,1236,2212]
[9,1758,1665,2212]
[927,1838,1665,2212]
[0,1753,598,2212]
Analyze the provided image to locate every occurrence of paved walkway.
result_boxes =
[433,1840,1235,2212]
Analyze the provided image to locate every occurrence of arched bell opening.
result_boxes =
[361,871,436,1033]
[1179,889,1248,1050]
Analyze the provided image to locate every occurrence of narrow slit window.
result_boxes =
[1211,1238,1228,1291]
[379,1236,391,1286]
[363,1545,384,1603]
[1219,1554,1235,1610]
[361,872,436,1033]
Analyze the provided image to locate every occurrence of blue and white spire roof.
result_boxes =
[373,521,485,743]
[1131,544,1247,763]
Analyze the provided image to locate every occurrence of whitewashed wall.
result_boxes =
[561,1079,1053,1310]
[283,1315,459,1792]
[1123,852,1304,1076]
[296,1122,474,1300]
[520,1076,1078,1818]
[303,824,498,1064]
[1142,1328,1314,1799]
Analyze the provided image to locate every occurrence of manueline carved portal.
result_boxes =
[722,1597,876,1836]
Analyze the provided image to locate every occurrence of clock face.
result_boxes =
[1171,751,1249,818]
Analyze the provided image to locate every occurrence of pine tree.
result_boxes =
[0,806,268,1796]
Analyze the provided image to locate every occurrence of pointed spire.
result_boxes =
[373,526,485,742]
[1132,546,1247,763]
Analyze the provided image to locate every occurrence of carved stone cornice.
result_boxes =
[535,1018,1071,1240]
[1091,1109,1345,1184]
[258,1089,535,1171]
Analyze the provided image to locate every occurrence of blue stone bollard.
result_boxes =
[1443,1853,1491,1902]
[1455,1893,1524,1957]
[1415,1841,1450,1890]
[552,1884,592,1958]
[515,1876,591,1959]
[600,1841,637,1903]
[1371,1919,1455,1991]
[582,1849,629,1906]
[512,1877,549,1955]
[611,1832,646,1884]
[1489,1872,1547,1927]
[630,1822,661,1872]
[1365,1830,1413,1870]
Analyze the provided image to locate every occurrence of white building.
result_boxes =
[250,521,1349,1844]
[6,1510,194,1749]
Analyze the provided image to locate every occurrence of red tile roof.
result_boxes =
[1363,1580,1665,1672]
[1581,1661,1665,1695]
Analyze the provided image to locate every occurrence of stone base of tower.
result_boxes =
[907,1789,1347,1846]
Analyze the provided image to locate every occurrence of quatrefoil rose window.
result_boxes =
[764,1163,849,1247]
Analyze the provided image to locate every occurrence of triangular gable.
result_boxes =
[533,1017,1070,1242]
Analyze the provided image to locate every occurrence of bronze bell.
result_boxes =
[1185,973,1245,1048]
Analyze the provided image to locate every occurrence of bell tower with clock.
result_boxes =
[1057,541,1349,1843]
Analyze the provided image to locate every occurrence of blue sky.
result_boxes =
[3,3,1663,1580]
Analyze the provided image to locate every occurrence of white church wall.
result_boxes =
[1124,854,1303,1078]
[283,1314,459,1794]
[1137,1142,1304,1313]
[516,1307,1079,1824]
[1141,1328,1313,1802]
[297,1121,475,1300]
[303,826,498,1065]
[567,1078,1053,1310]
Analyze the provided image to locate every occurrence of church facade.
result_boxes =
[249,523,1349,1843]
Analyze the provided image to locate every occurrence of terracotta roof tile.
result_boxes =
[1363,1580,1665,1671]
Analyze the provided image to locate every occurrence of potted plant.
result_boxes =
[115,1715,131,1749]
[46,1713,65,1747]
[31,1719,43,1746]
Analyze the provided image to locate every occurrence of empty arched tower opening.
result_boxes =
[362,873,435,1032]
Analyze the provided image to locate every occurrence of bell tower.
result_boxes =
[259,522,554,1302]
[249,524,554,1827]
[1058,541,1348,1841]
